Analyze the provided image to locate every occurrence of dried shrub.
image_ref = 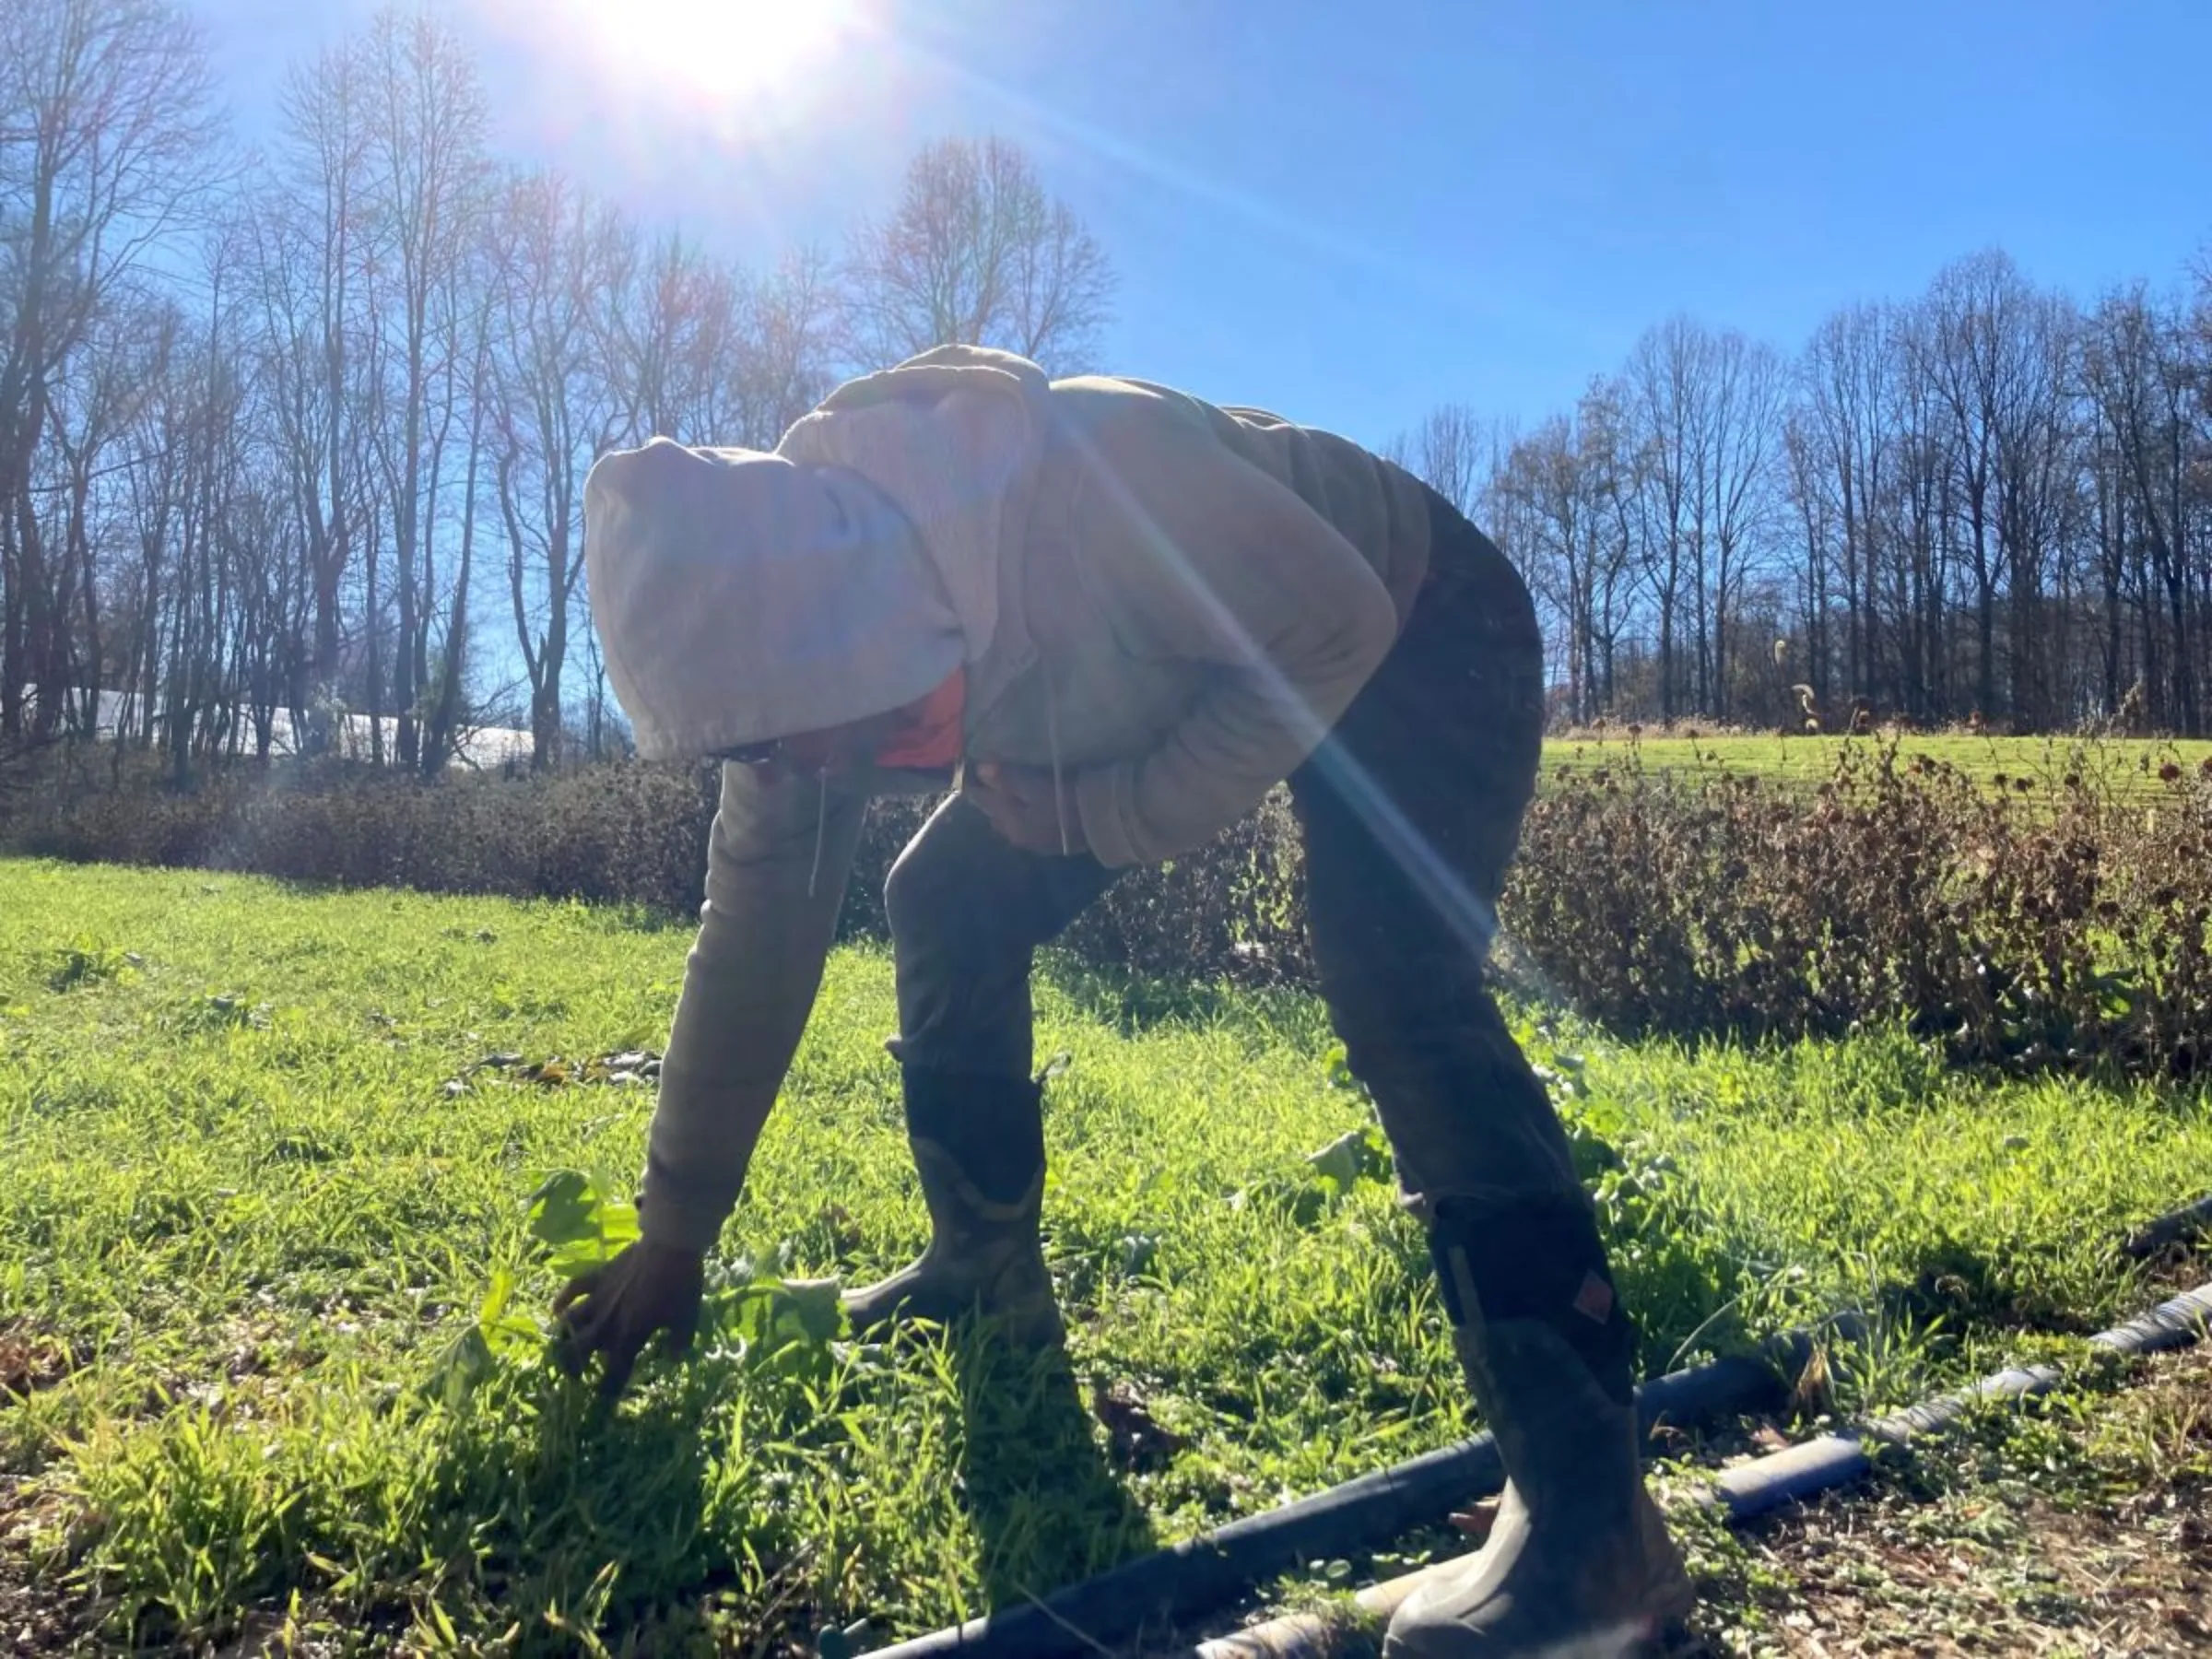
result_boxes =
[5,753,713,918]
[1503,737,2212,1077]
[13,736,2212,1078]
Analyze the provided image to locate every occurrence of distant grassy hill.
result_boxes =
[1541,730,2212,800]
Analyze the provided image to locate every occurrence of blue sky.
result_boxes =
[192,0,2212,454]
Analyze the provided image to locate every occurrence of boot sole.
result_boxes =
[1382,1614,1699,1659]
[1381,1555,1698,1659]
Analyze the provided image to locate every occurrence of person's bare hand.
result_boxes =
[966,761,1088,855]
[550,1239,705,1401]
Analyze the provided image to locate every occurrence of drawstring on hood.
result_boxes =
[1044,673,1069,855]
[809,769,830,898]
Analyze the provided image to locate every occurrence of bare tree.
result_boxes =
[0,0,220,736]
[1883,302,1960,721]
[1481,380,1641,724]
[257,35,379,747]
[1700,329,1786,720]
[416,220,498,775]
[1913,252,2011,723]
[360,3,488,769]
[843,135,1114,374]
[1625,317,1705,720]
[2083,285,2205,732]
[1574,379,1646,721]
[1914,253,2088,729]
[1993,290,2080,729]
[1494,410,1594,721]
[733,246,849,445]
[1389,401,1507,521]
[603,226,722,442]
[37,287,159,739]
[1797,305,1893,705]
[109,300,186,751]
[596,230,844,451]
[103,226,258,782]
[488,169,630,770]
[1781,407,1837,712]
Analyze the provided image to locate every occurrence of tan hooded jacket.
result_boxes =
[587,345,1436,1250]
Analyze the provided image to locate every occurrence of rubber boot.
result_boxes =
[835,1062,1064,1348]
[1383,1199,1695,1658]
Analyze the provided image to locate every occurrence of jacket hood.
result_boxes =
[583,437,963,761]
[583,345,1053,764]
[777,344,1053,667]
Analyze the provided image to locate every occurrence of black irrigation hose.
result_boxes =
[2121,1190,2212,1260]
[1702,1277,2212,1521]
[864,1327,1833,1659]
[1181,1274,2212,1659]
[866,1191,2212,1659]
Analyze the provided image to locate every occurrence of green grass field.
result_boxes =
[3,861,2208,1654]
[1540,730,2212,798]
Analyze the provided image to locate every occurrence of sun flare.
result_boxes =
[554,0,854,103]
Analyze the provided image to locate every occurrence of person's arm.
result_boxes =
[637,760,868,1251]
[1067,418,1401,869]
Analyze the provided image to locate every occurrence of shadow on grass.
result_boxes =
[1887,1240,2109,1338]
[945,1327,1159,1615]
[424,1376,740,1653]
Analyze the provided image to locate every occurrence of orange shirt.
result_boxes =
[874,667,966,771]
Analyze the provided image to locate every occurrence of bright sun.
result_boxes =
[557,0,854,103]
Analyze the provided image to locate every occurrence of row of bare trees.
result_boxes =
[1408,249,2212,734]
[1,0,1113,776]
[13,2,2212,764]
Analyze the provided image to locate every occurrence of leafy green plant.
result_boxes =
[42,935,135,993]
[524,1168,641,1277]
[1304,1124,1393,1204]
[429,1171,848,1408]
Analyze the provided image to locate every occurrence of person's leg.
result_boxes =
[887,790,1123,1083]
[838,793,1122,1344]
[1288,491,1581,1253]
[1289,491,1689,1656]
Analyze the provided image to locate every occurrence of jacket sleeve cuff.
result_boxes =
[1076,754,1278,870]
[1074,765,1145,868]
[636,1163,733,1253]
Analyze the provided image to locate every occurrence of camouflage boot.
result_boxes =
[1384,1199,1694,1658]
[838,1061,1064,1348]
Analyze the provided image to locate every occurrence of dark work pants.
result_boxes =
[882,488,1585,1223]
